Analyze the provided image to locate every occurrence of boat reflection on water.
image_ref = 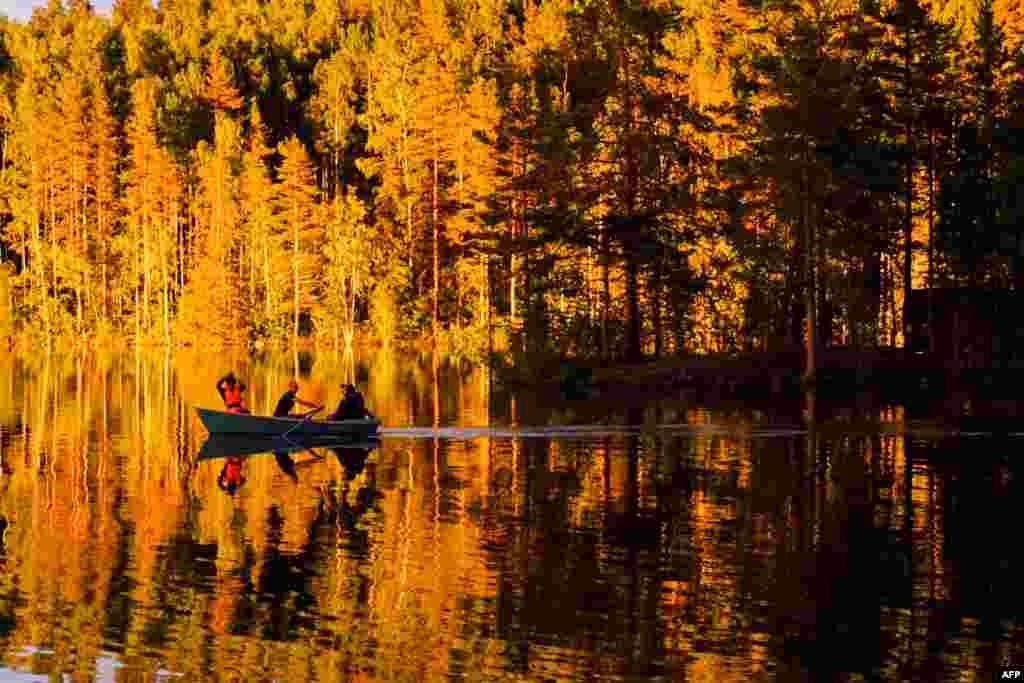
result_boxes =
[197,435,380,491]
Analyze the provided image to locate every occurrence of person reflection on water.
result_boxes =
[330,446,378,533]
[273,451,300,483]
[332,446,369,482]
[218,456,246,495]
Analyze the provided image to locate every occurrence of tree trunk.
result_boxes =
[625,253,641,362]
[479,254,487,328]
[510,194,518,342]
[600,226,611,360]
[144,217,151,335]
[163,261,170,346]
[902,22,915,348]
[48,181,56,349]
[264,239,272,321]
[652,268,663,359]
[927,124,935,353]
[134,287,140,346]
[433,136,440,353]
[619,21,642,364]
[802,162,817,384]
[293,201,300,347]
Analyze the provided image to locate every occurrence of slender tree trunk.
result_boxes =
[802,160,817,384]
[144,217,151,335]
[600,225,611,360]
[250,220,257,314]
[619,21,642,363]
[102,255,108,324]
[902,23,915,348]
[264,241,272,320]
[293,201,300,347]
[888,255,897,347]
[48,181,56,348]
[163,258,169,346]
[587,246,594,328]
[433,148,440,352]
[625,254,641,361]
[510,192,518,341]
[927,124,935,353]
[134,287,140,346]
[479,255,486,327]
[76,162,85,334]
[652,268,663,359]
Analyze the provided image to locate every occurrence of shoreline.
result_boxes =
[500,349,1024,419]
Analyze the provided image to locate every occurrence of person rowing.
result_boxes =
[328,383,375,422]
[274,378,323,418]
[216,372,250,414]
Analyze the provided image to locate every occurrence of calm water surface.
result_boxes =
[0,351,1020,682]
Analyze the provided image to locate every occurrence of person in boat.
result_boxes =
[218,456,246,495]
[328,383,375,422]
[216,373,250,414]
[273,451,300,482]
[273,378,323,418]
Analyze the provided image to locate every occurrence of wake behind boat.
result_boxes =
[196,407,381,438]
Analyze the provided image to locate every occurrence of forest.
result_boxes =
[0,0,1022,366]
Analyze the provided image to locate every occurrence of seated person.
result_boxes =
[274,379,322,417]
[216,373,249,414]
[328,384,375,421]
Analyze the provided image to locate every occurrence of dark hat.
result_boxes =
[344,383,356,394]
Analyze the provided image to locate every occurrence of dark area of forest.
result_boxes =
[0,0,1022,389]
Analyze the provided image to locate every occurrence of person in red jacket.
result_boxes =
[216,372,250,414]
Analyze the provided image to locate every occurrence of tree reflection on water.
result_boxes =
[0,351,1018,681]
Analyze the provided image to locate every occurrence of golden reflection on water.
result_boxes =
[0,351,1019,681]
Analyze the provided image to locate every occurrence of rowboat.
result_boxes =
[197,434,380,461]
[196,407,381,438]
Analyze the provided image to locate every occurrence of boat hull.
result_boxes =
[196,407,381,438]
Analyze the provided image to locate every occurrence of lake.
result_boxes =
[0,350,1020,681]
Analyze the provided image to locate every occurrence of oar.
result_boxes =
[282,405,324,438]
[280,431,330,461]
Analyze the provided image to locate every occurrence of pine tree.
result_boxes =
[311,27,365,198]
[124,78,160,344]
[92,76,121,332]
[874,0,959,339]
[322,192,371,351]
[238,102,279,334]
[276,135,319,348]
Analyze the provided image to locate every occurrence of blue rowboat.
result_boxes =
[196,407,381,438]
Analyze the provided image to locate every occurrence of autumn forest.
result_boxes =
[0,0,1022,362]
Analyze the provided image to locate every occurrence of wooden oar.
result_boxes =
[282,405,324,438]
[281,407,330,461]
